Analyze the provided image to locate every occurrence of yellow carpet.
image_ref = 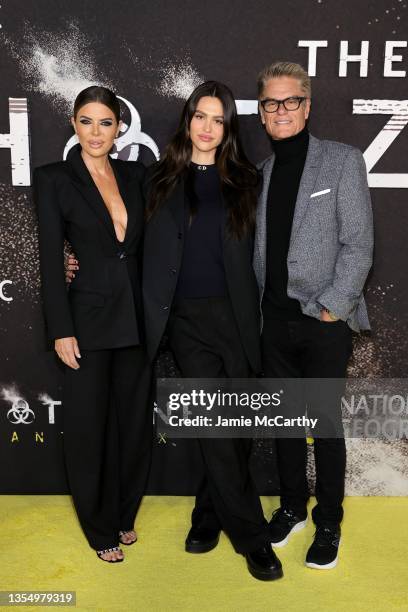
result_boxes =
[0,496,407,612]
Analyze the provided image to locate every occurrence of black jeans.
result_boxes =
[63,345,152,550]
[261,316,353,525]
[168,296,271,554]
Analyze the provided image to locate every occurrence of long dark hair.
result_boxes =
[146,81,258,239]
[73,85,121,122]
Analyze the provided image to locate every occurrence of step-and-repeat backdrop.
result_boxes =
[1,0,408,494]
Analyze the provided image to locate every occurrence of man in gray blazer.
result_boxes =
[254,61,373,569]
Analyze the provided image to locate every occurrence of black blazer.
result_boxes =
[142,175,262,373]
[33,144,146,350]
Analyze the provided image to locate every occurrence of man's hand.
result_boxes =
[65,256,78,283]
[55,337,81,369]
[320,309,338,322]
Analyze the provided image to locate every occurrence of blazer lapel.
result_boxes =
[290,135,323,240]
[254,155,275,286]
[67,145,117,242]
[109,157,143,244]
[166,180,185,231]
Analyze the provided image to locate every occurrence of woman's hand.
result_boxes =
[65,256,78,283]
[55,337,81,369]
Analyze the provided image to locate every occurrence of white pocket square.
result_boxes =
[310,189,331,198]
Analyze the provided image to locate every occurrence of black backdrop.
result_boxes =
[1,0,408,494]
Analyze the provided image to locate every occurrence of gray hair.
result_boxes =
[257,61,311,98]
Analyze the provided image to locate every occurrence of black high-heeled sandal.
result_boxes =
[119,530,137,546]
[96,546,124,562]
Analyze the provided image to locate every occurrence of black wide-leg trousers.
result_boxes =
[62,345,152,550]
[168,297,271,554]
[261,316,353,526]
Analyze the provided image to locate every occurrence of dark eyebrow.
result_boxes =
[195,109,224,119]
[79,115,113,121]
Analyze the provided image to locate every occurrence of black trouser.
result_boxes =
[62,345,152,550]
[261,316,353,526]
[168,297,271,554]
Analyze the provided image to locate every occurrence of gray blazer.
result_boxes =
[254,134,374,332]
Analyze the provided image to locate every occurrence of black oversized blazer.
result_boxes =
[33,144,146,350]
[143,174,262,374]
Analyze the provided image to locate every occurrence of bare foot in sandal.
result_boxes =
[119,530,137,545]
[96,546,124,562]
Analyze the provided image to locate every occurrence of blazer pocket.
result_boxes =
[69,290,105,307]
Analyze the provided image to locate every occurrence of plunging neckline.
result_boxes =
[91,159,128,244]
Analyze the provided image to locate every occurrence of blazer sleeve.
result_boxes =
[317,148,374,320]
[33,167,75,341]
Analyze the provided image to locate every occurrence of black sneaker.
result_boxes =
[269,507,308,547]
[305,524,341,569]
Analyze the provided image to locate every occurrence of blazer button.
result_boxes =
[178,232,183,239]
[117,251,127,260]
[163,305,169,310]
[170,268,177,275]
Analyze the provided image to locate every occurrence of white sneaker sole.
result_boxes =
[271,518,308,548]
[305,556,338,570]
[305,538,341,570]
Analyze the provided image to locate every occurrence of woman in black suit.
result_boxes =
[143,81,282,580]
[34,86,152,562]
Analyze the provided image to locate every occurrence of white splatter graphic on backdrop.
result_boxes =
[4,22,113,113]
[1,385,23,404]
[3,22,203,106]
[38,393,54,405]
[346,439,408,495]
[158,60,203,100]
[306,439,408,496]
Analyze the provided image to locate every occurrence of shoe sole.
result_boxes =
[185,534,220,554]
[271,518,308,548]
[305,557,338,570]
[246,563,284,581]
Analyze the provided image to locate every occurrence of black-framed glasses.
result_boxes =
[260,96,307,113]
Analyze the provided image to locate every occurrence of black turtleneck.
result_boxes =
[263,127,310,320]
